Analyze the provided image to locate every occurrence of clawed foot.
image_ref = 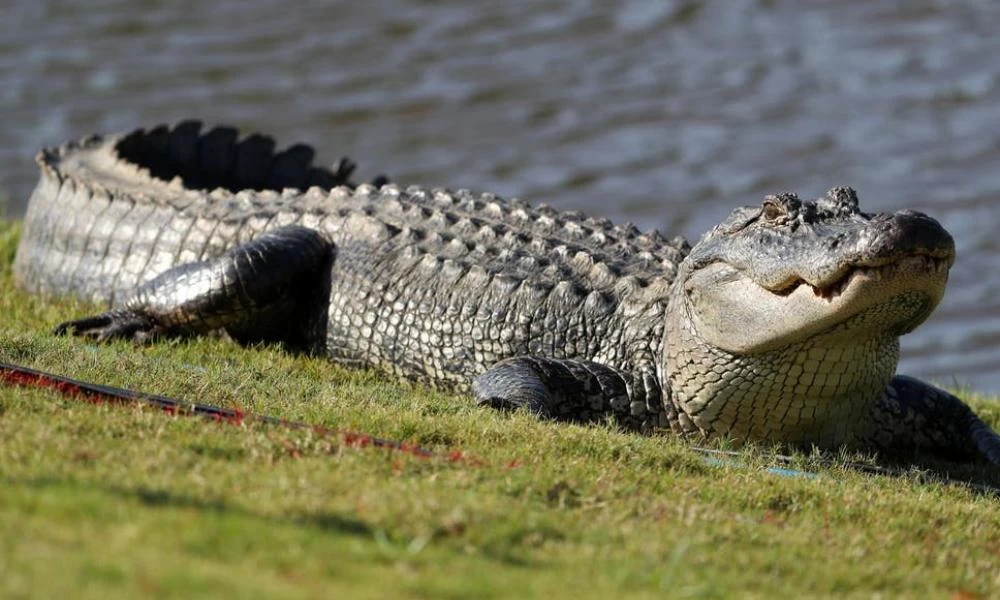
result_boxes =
[331,156,357,185]
[53,310,161,343]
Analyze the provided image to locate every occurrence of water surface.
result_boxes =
[2,0,998,392]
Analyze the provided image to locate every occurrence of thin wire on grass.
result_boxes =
[0,360,478,464]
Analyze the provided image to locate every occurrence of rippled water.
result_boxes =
[2,0,998,392]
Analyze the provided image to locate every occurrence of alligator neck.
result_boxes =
[663,293,897,447]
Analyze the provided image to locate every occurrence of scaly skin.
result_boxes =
[13,121,1000,464]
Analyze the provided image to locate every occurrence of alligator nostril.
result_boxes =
[876,210,955,258]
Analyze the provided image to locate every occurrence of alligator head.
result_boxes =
[664,187,955,445]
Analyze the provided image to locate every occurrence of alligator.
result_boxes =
[12,120,1000,465]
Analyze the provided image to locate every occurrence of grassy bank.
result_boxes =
[0,219,998,599]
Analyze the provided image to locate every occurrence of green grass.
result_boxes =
[0,219,998,599]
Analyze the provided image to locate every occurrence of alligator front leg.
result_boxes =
[472,357,668,432]
[55,226,334,352]
[865,375,1000,465]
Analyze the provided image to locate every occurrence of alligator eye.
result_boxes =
[761,201,784,221]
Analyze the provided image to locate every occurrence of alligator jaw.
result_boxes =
[681,250,952,356]
[788,253,954,302]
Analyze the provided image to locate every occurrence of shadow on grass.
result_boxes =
[697,445,1000,498]
[869,456,1000,498]
[3,475,537,566]
[6,475,374,539]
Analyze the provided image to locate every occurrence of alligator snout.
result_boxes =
[865,210,956,264]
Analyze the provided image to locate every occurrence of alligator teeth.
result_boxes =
[812,272,851,300]
[793,254,950,300]
[918,255,953,274]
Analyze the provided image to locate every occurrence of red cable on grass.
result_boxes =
[8,360,993,494]
[0,360,481,463]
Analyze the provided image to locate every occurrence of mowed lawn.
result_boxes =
[0,219,998,599]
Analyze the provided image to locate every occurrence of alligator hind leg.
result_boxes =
[55,226,335,353]
[865,375,1000,465]
[472,356,669,432]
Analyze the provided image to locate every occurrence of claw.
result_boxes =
[52,310,160,343]
[331,156,357,184]
[53,313,114,336]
